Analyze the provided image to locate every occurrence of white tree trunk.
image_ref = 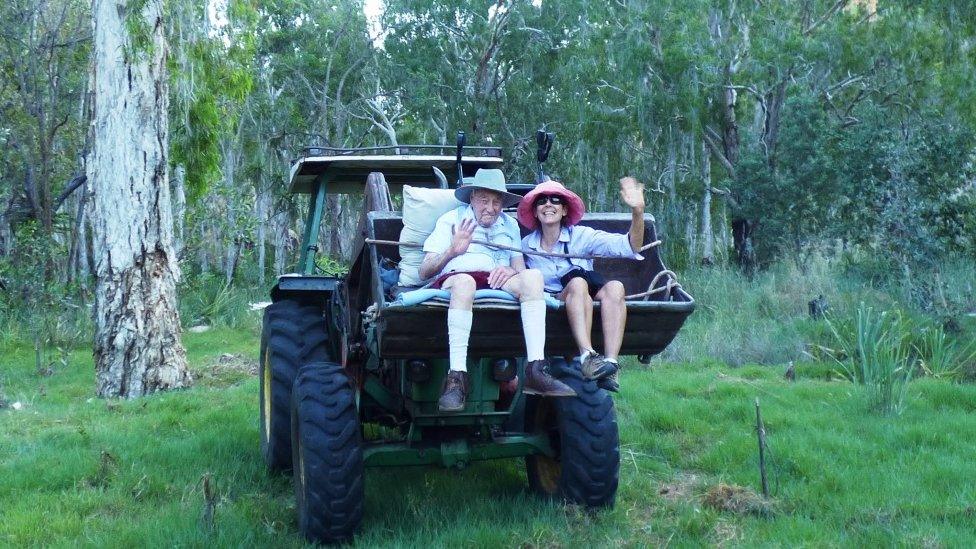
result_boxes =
[699,138,714,265]
[198,221,210,273]
[718,200,730,260]
[89,0,189,398]
[224,238,240,286]
[666,128,677,202]
[78,205,91,290]
[273,210,290,276]
[221,138,239,286]
[172,164,186,258]
[256,180,268,286]
[685,205,697,265]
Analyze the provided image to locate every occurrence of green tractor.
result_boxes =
[259,135,695,544]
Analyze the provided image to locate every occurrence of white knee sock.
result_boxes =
[520,298,546,362]
[447,308,473,372]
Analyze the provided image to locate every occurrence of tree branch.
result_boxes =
[53,174,86,213]
[703,126,736,179]
[803,0,850,36]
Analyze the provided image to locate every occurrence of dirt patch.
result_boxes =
[193,353,258,388]
[658,472,699,502]
[701,483,773,517]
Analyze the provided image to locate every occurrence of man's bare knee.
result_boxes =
[443,274,477,307]
[511,268,543,300]
[521,268,543,290]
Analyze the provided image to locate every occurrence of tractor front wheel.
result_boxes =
[525,358,619,508]
[259,299,329,472]
[291,361,364,544]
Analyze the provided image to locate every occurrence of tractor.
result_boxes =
[258,133,695,544]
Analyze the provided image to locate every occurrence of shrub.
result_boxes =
[914,326,976,382]
[825,304,916,415]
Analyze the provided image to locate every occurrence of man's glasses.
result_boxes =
[533,194,565,207]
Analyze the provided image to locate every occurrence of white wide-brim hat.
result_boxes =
[455,169,522,208]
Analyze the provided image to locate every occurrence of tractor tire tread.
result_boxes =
[259,299,328,473]
[292,362,364,544]
[526,358,619,508]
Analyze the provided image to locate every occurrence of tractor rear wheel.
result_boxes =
[525,358,619,508]
[259,299,329,473]
[291,361,364,544]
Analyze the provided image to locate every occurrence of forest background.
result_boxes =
[1,0,975,343]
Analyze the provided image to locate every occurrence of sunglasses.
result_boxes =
[533,194,565,207]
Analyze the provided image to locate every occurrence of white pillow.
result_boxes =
[397,186,462,286]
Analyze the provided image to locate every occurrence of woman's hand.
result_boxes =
[619,176,645,210]
[620,176,646,252]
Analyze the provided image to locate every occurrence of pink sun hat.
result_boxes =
[517,180,586,230]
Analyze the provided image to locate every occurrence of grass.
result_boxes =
[663,259,976,375]
[4,321,976,547]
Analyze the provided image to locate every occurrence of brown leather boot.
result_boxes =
[524,360,576,397]
[438,370,469,412]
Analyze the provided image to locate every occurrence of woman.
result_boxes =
[517,177,645,392]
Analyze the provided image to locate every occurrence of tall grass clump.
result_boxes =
[826,303,916,415]
[178,272,265,330]
[915,325,976,381]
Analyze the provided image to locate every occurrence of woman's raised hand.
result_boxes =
[619,176,645,209]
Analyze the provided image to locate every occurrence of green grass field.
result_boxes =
[3,325,976,547]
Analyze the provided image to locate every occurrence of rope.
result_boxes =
[365,238,660,261]
[625,269,681,301]
[639,240,663,252]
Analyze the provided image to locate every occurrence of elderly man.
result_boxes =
[420,169,576,412]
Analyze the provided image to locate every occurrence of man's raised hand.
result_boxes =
[619,176,645,210]
[449,218,477,256]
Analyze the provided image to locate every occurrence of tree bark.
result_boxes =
[89,0,189,398]
[732,219,757,275]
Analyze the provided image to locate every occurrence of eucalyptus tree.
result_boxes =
[167,0,257,280]
[236,0,377,272]
[88,0,188,397]
[0,0,90,267]
[720,0,976,269]
[381,0,571,168]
